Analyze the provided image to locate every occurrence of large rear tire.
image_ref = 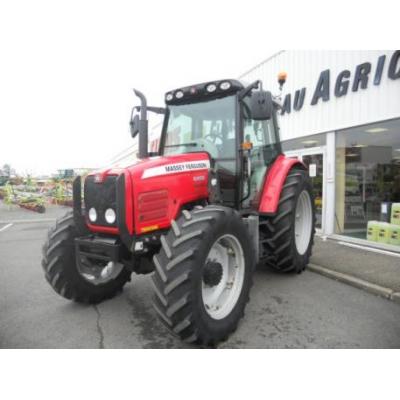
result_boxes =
[151,206,255,346]
[42,211,131,303]
[259,168,315,273]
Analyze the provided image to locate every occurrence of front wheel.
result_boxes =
[259,168,315,273]
[151,206,255,346]
[41,211,131,303]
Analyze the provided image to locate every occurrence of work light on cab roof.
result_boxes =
[220,81,231,90]
[206,83,217,93]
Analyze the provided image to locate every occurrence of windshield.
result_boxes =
[163,96,236,159]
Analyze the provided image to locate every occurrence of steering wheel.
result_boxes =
[204,133,223,145]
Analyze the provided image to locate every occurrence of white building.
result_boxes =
[240,50,400,251]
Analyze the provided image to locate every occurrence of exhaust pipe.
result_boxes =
[133,89,148,159]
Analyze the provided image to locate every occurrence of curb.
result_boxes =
[391,292,400,304]
[308,263,400,304]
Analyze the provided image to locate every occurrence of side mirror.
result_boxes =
[249,90,273,120]
[130,114,140,138]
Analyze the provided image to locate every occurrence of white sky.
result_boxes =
[0,0,396,176]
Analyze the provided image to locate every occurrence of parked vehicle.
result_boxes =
[42,74,315,345]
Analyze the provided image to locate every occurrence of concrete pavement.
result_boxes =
[311,236,400,301]
[1,204,399,348]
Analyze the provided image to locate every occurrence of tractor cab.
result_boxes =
[132,79,283,210]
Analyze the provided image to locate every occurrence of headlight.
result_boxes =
[220,81,231,90]
[206,83,217,93]
[105,208,116,224]
[175,90,184,99]
[88,207,97,222]
[166,93,173,101]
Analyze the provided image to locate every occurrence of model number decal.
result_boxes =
[142,160,210,179]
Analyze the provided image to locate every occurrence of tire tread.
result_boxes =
[259,168,315,273]
[41,211,131,304]
[152,205,254,346]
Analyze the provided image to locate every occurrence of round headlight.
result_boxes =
[105,208,116,224]
[206,83,217,93]
[166,93,173,101]
[88,207,97,222]
[220,81,231,90]
[175,90,184,99]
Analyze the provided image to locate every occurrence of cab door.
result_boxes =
[241,116,281,209]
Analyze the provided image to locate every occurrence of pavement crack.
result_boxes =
[272,321,283,332]
[93,305,105,349]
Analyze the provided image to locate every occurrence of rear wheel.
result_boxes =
[259,168,315,273]
[42,211,131,303]
[151,206,255,346]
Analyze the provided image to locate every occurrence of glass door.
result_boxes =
[285,147,326,232]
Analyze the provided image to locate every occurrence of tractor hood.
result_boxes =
[85,152,211,236]
[87,152,211,182]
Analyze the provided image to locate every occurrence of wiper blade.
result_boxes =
[164,142,198,148]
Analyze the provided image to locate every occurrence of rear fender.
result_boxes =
[258,154,306,214]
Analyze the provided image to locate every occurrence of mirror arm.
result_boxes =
[238,80,261,100]
[272,98,283,110]
[134,106,166,115]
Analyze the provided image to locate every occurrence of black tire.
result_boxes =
[151,205,255,346]
[41,211,131,303]
[259,167,315,273]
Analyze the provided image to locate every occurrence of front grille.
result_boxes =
[84,175,117,227]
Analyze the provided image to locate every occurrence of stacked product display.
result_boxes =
[367,203,400,246]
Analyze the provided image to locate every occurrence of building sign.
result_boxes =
[281,50,400,115]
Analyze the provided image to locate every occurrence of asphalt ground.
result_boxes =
[1,203,400,348]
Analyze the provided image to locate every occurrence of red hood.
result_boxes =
[89,152,211,180]
[86,152,211,235]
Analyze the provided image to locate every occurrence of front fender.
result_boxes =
[258,154,306,214]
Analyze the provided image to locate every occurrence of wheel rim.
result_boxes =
[294,190,313,255]
[201,234,245,320]
[77,257,124,286]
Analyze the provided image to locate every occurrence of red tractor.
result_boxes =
[42,75,315,346]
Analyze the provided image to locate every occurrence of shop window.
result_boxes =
[335,118,400,247]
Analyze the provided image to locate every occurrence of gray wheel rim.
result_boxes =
[294,190,313,255]
[77,257,124,285]
[201,234,245,320]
